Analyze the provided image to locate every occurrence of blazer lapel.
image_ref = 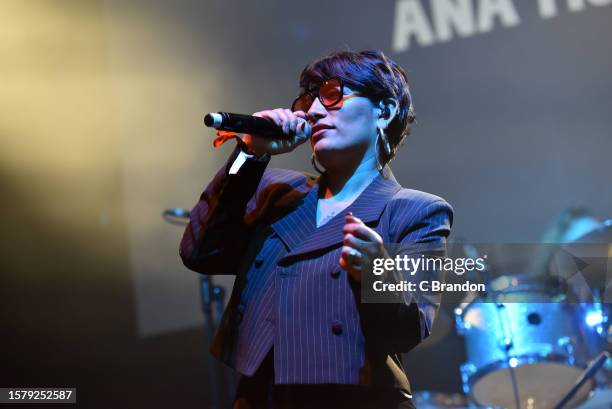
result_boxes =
[276,172,402,261]
[270,179,319,251]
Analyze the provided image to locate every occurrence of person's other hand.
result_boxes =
[340,212,385,283]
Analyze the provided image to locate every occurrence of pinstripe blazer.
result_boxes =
[180,146,453,395]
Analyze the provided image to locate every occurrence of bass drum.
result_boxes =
[456,274,598,409]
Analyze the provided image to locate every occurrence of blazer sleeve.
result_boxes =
[179,145,270,274]
[354,198,454,353]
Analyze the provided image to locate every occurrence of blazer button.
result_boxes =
[330,270,341,279]
[331,320,343,336]
[254,259,264,268]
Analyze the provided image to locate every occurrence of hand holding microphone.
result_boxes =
[204,109,312,156]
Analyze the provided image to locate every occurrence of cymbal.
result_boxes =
[552,220,611,301]
[573,220,612,243]
[162,208,190,226]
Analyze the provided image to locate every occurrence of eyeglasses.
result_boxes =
[291,77,363,112]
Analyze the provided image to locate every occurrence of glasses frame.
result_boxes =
[291,77,363,112]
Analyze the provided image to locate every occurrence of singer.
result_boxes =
[180,50,453,409]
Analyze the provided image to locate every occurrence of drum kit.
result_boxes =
[420,220,612,409]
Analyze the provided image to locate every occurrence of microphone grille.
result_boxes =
[204,113,222,128]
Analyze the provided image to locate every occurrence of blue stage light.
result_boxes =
[585,310,603,327]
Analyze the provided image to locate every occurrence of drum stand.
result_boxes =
[163,208,235,409]
[553,351,610,409]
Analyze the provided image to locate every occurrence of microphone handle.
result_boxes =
[204,112,287,139]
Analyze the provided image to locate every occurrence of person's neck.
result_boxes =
[321,155,379,201]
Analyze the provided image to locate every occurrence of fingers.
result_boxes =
[341,214,368,269]
[343,232,368,250]
[342,212,385,276]
[281,109,300,135]
[278,109,291,135]
[252,110,282,129]
[294,118,311,144]
[248,108,311,155]
[293,110,310,120]
[253,109,305,137]
[339,245,363,282]
[343,214,382,243]
[343,231,381,261]
[288,118,297,135]
[344,213,365,226]
[341,245,362,262]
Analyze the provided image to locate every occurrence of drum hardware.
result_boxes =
[412,390,469,409]
[161,208,227,331]
[490,302,521,409]
[496,303,514,352]
[162,207,233,409]
[554,351,610,409]
[575,387,612,409]
[558,337,578,366]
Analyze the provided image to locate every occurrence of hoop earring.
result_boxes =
[378,126,391,157]
[374,137,383,172]
[376,127,392,173]
[311,152,324,174]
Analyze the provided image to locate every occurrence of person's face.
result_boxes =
[306,84,379,167]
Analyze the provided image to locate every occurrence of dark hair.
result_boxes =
[299,50,416,165]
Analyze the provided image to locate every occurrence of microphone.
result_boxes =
[204,112,287,139]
